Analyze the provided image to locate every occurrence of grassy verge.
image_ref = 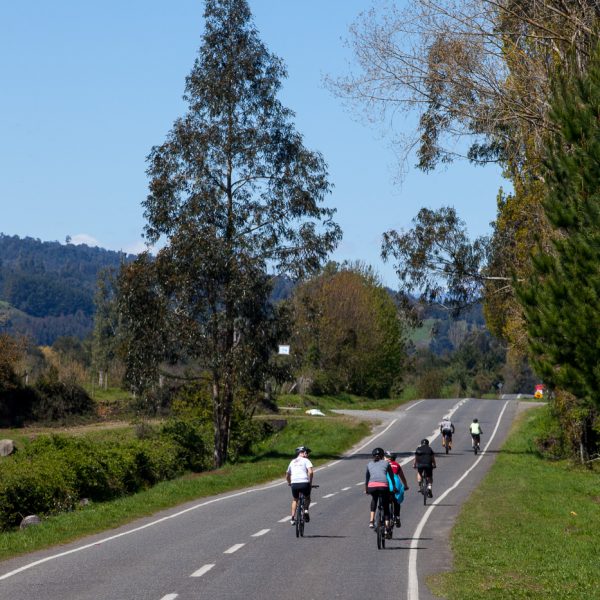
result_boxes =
[0,415,369,561]
[276,390,417,411]
[428,405,600,599]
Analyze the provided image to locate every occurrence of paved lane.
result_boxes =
[0,398,518,600]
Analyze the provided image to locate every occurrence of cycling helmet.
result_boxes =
[295,445,311,455]
[372,447,384,458]
[473,418,478,423]
[384,450,397,460]
[420,438,429,446]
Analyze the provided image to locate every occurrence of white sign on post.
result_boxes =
[278,345,290,355]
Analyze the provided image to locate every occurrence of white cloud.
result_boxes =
[70,233,100,247]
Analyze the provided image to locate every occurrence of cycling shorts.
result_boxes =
[442,429,453,438]
[291,482,311,499]
[416,465,433,478]
[471,433,481,443]
[368,488,391,517]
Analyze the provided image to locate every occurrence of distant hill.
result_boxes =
[0,234,134,344]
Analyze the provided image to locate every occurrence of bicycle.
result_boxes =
[294,484,318,538]
[442,431,452,454]
[416,466,434,505]
[418,475,428,505]
[472,435,481,455]
[374,493,389,549]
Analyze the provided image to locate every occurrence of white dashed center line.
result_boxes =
[322,493,337,498]
[252,529,270,537]
[278,515,291,522]
[160,594,179,599]
[341,487,351,491]
[191,564,215,578]
[224,543,245,554]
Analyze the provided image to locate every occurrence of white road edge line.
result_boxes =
[0,415,400,581]
[407,400,510,600]
[190,564,215,578]
[223,543,245,554]
[252,529,270,537]
[405,399,426,411]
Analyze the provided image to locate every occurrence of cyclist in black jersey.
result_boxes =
[413,438,436,497]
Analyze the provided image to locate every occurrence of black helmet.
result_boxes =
[384,450,397,460]
[372,447,384,458]
[420,438,429,446]
[473,418,478,423]
[295,445,310,455]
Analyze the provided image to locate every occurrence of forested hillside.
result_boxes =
[0,234,134,344]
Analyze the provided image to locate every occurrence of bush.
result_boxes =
[0,453,77,530]
[0,386,38,427]
[33,370,96,421]
[161,418,211,472]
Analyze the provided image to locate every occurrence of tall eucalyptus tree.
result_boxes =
[136,0,340,466]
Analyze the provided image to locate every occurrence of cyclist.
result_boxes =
[286,446,313,525]
[469,418,483,449]
[365,447,397,534]
[439,415,455,449]
[384,450,409,527]
[413,438,436,497]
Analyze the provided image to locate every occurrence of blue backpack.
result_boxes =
[387,472,405,503]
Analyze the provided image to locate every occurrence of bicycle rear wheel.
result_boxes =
[445,436,449,454]
[375,503,385,549]
[295,500,303,538]
[421,480,427,505]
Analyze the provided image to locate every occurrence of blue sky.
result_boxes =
[0,1,507,287]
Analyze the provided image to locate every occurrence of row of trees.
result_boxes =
[335,0,600,459]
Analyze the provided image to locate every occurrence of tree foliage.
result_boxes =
[337,1,600,371]
[518,44,600,457]
[290,264,406,398]
[120,0,340,466]
[381,206,490,310]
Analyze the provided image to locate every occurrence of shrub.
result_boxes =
[0,453,77,530]
[33,369,96,421]
[161,418,211,472]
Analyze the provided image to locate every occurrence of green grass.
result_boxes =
[428,406,600,599]
[408,317,436,346]
[276,391,415,412]
[0,415,369,561]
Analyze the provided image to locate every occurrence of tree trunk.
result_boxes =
[212,378,234,468]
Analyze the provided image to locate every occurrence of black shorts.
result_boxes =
[368,488,391,517]
[442,429,453,439]
[417,465,433,478]
[291,482,311,499]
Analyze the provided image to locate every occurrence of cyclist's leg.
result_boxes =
[368,489,377,526]
[392,497,401,526]
[302,483,311,521]
[382,490,392,528]
[290,484,301,522]
[425,466,433,495]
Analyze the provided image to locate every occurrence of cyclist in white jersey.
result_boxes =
[286,446,314,525]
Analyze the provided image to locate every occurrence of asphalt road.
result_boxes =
[0,398,519,600]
